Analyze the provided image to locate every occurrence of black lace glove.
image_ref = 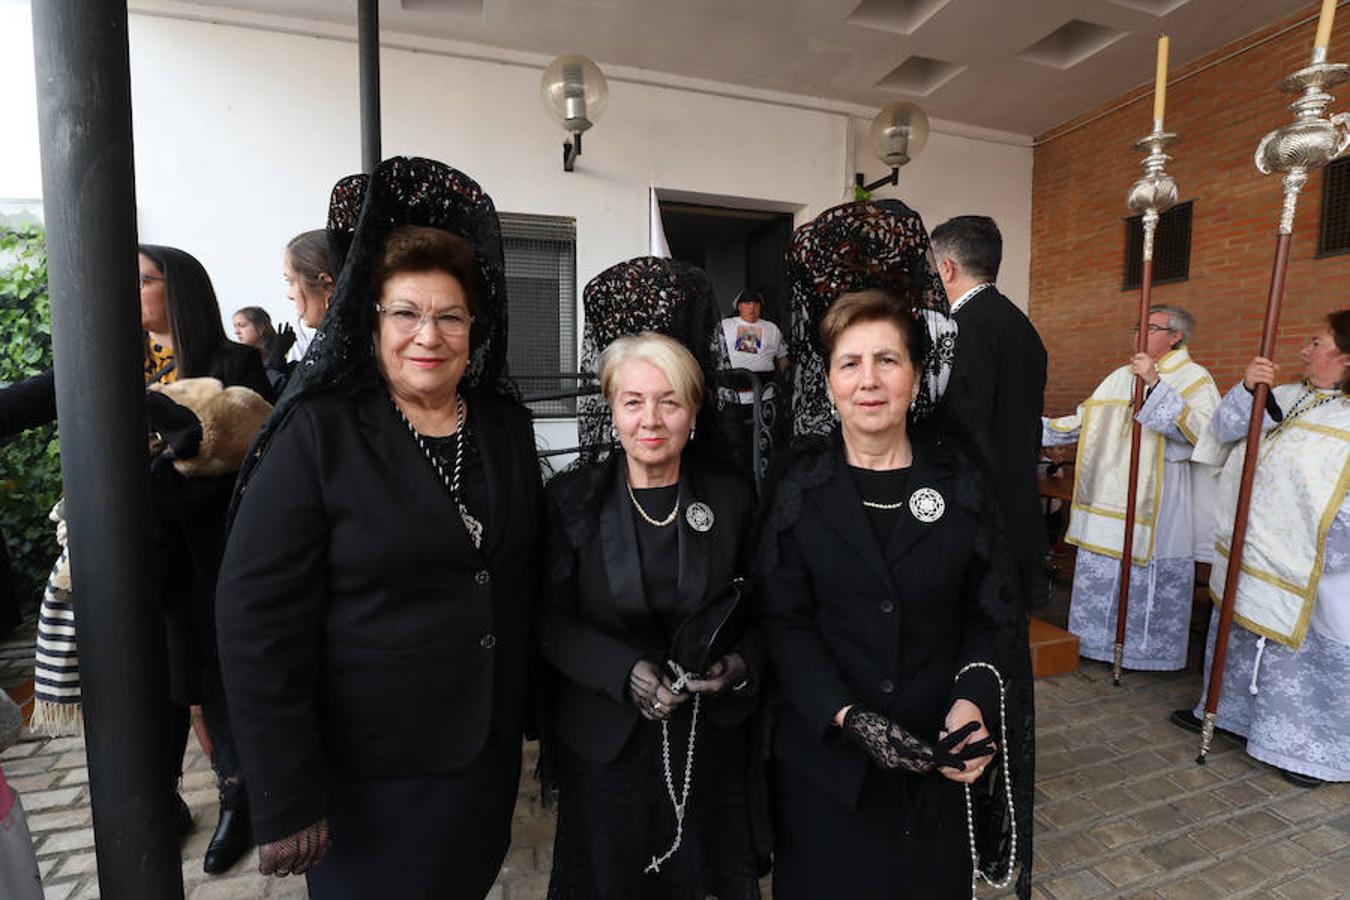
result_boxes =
[627,659,690,721]
[682,653,750,698]
[266,324,298,370]
[843,708,994,774]
[258,818,331,877]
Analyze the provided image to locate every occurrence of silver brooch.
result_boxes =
[908,487,945,523]
[685,501,714,532]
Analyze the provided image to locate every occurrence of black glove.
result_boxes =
[843,708,994,774]
[145,391,202,466]
[258,817,332,877]
[627,659,690,721]
[266,324,298,370]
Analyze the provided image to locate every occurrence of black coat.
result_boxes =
[940,286,1048,564]
[759,434,999,809]
[216,386,543,843]
[538,453,759,764]
[0,340,271,440]
[0,343,271,703]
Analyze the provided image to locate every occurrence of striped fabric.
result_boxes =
[30,502,82,737]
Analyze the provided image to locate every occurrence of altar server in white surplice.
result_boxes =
[1043,305,1223,671]
[1179,311,1350,787]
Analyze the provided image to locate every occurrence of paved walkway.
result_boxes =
[1,657,1344,899]
[3,564,1347,900]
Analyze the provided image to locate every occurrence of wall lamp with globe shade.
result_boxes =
[854,101,930,197]
[541,54,609,172]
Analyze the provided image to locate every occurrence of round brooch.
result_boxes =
[685,501,714,533]
[908,487,945,523]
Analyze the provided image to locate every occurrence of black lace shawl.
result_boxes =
[755,429,1035,898]
[786,198,957,437]
[573,256,732,468]
[231,157,517,516]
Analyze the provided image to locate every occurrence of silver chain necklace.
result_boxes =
[395,395,484,550]
[627,481,679,527]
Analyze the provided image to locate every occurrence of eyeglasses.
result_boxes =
[375,303,473,337]
[138,273,165,291]
[1130,324,1173,334]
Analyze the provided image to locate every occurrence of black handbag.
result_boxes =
[668,576,747,678]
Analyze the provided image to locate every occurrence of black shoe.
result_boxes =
[174,792,193,838]
[1169,709,1202,734]
[203,781,252,875]
[1280,769,1325,789]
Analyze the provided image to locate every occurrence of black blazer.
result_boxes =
[940,286,1048,563]
[759,435,999,808]
[216,385,542,843]
[0,340,271,440]
[538,453,759,764]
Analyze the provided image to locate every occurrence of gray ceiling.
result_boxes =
[179,0,1322,135]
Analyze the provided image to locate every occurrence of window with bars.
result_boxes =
[499,213,577,418]
[1318,156,1350,258]
[1123,200,1193,290]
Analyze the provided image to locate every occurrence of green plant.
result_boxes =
[0,225,61,606]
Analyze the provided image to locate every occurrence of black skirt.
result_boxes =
[304,745,521,900]
[549,708,761,900]
[771,760,973,899]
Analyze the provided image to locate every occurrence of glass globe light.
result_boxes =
[541,54,609,135]
[869,102,929,168]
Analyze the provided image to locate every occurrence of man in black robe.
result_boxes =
[933,215,1049,609]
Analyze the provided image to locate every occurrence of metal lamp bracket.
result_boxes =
[563,132,583,172]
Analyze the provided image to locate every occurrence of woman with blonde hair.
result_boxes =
[539,328,762,899]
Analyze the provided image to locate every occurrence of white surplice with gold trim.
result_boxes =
[1042,347,1222,670]
[1193,382,1350,782]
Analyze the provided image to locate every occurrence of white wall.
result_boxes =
[3,2,1033,449]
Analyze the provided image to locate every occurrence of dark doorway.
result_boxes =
[659,201,794,325]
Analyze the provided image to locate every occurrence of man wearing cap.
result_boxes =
[718,290,788,475]
[721,289,788,399]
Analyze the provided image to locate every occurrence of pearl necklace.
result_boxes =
[861,499,904,510]
[627,481,679,527]
[395,395,483,550]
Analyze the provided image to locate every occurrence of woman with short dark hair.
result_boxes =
[217,159,540,898]
[1177,309,1350,787]
[760,287,1020,897]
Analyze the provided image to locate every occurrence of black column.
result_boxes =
[30,3,184,897]
[359,0,382,172]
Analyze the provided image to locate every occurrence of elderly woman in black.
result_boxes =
[540,331,762,899]
[217,159,538,899]
[759,289,1030,898]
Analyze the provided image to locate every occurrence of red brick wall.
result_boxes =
[1031,4,1350,415]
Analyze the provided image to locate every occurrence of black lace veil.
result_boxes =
[232,157,516,512]
[573,256,729,467]
[786,198,956,436]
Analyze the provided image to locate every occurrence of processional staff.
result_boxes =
[1114,35,1178,686]
[1198,0,1350,763]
